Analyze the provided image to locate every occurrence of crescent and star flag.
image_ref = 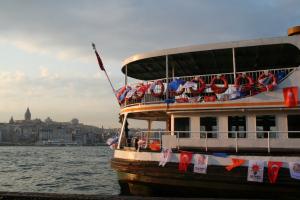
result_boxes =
[268,161,283,184]
[247,160,264,182]
[193,154,208,174]
[178,151,193,172]
[283,87,298,107]
[92,43,105,71]
[226,158,246,171]
[289,162,300,180]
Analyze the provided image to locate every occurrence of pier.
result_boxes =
[0,192,273,200]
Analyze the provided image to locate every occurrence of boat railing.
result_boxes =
[128,130,300,153]
[121,67,297,107]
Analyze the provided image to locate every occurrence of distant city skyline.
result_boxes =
[0,0,300,127]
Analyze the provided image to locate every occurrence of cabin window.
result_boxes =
[288,115,300,138]
[200,117,218,138]
[174,117,190,138]
[256,115,276,138]
[228,116,246,138]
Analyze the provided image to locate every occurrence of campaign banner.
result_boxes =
[289,162,300,180]
[193,154,208,174]
[159,148,172,167]
[247,160,265,182]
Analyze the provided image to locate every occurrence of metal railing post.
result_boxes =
[267,131,270,153]
[205,131,208,152]
[176,131,179,150]
[117,113,128,149]
[235,131,238,153]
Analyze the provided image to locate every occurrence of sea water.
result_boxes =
[0,146,120,195]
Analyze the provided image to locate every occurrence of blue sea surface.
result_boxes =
[0,146,120,195]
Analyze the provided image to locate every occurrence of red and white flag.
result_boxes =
[178,151,193,172]
[92,43,105,71]
[226,158,246,171]
[193,154,208,174]
[283,87,298,107]
[247,160,264,182]
[289,162,300,180]
[268,161,283,184]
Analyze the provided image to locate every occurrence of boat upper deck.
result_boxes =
[122,35,300,80]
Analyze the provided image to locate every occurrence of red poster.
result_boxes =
[178,151,193,172]
[268,161,283,184]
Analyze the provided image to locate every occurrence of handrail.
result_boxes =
[124,130,300,153]
[120,67,297,108]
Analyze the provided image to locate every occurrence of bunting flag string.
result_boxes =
[156,149,300,184]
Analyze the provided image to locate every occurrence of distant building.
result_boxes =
[25,107,31,121]
[0,108,105,145]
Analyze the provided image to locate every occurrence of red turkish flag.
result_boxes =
[268,161,283,184]
[283,87,298,107]
[178,151,193,172]
[226,158,246,171]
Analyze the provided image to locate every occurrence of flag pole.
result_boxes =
[92,43,118,103]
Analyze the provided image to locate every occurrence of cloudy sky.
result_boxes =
[0,0,299,128]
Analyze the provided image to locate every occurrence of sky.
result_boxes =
[0,0,300,128]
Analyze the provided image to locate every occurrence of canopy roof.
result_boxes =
[122,35,300,80]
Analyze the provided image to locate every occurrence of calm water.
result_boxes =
[0,146,120,195]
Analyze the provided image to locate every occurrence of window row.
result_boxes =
[174,115,300,138]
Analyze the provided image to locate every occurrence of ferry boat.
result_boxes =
[111,26,300,198]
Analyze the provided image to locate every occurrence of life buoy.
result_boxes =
[134,84,150,100]
[150,81,165,98]
[234,73,254,93]
[210,75,228,94]
[257,72,277,91]
[189,77,206,94]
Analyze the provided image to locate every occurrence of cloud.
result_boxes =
[0,0,299,65]
[0,0,300,127]
[39,66,49,78]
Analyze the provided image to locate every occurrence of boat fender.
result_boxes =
[210,75,228,94]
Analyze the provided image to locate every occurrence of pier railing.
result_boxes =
[126,130,300,153]
[119,67,296,107]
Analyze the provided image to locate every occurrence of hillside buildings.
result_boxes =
[0,108,117,146]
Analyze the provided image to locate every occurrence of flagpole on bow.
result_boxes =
[92,43,118,103]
